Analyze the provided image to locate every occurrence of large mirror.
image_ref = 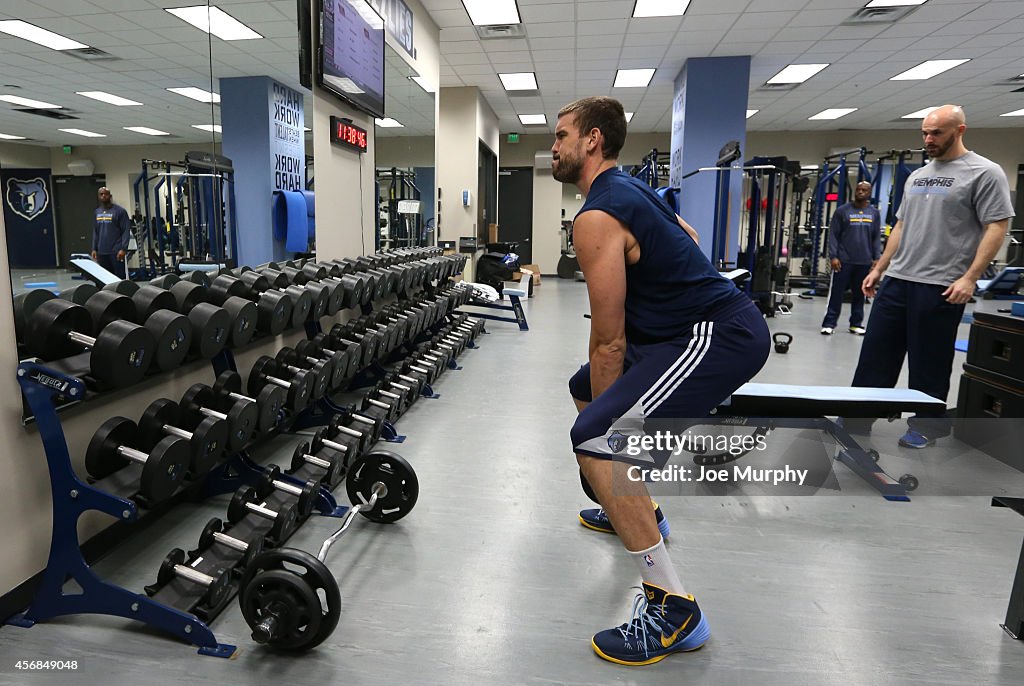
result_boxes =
[373,45,436,250]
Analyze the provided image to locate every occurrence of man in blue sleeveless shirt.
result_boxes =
[554,97,770,665]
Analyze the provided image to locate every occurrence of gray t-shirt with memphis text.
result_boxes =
[888,151,1014,286]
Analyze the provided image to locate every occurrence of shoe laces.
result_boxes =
[617,589,669,655]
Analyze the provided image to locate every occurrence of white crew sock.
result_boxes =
[629,537,686,596]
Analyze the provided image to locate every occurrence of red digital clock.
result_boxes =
[329,116,368,153]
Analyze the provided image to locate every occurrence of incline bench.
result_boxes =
[462,269,532,331]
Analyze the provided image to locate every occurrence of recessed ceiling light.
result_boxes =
[0,20,88,50]
[58,128,105,138]
[865,0,928,7]
[767,63,829,84]
[614,68,656,88]
[304,127,312,132]
[519,114,547,125]
[499,72,538,91]
[625,112,634,123]
[890,59,969,81]
[808,108,857,120]
[76,91,143,106]
[901,106,940,119]
[167,87,221,103]
[410,76,435,93]
[0,94,62,109]
[165,6,263,40]
[1000,108,1024,117]
[801,164,819,170]
[192,124,222,132]
[461,0,520,26]
[0,132,27,140]
[632,0,691,17]
[746,109,759,119]
[375,118,404,127]
[124,126,170,136]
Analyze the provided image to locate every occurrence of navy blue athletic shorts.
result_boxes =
[569,297,770,459]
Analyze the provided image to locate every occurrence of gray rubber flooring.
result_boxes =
[1,278,1023,685]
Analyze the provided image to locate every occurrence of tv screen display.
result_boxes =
[318,0,385,119]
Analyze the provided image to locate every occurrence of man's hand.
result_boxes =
[862,268,883,297]
[116,249,126,260]
[830,258,842,272]
[942,275,976,305]
[90,250,97,261]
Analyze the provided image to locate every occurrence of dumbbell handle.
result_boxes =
[334,423,363,439]
[162,424,194,441]
[349,412,378,429]
[282,363,306,376]
[67,330,98,348]
[245,500,279,520]
[299,450,333,469]
[227,391,258,405]
[198,406,229,422]
[317,482,385,562]
[211,530,250,553]
[304,354,326,366]
[270,477,307,498]
[263,373,293,391]
[319,435,350,453]
[389,380,412,392]
[406,364,431,375]
[376,389,401,401]
[173,562,216,587]
[338,336,363,348]
[117,445,150,466]
[366,398,391,411]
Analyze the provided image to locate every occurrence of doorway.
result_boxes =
[497,167,533,264]
[53,174,106,267]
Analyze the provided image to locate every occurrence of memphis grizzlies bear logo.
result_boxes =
[6,178,50,221]
[607,430,629,453]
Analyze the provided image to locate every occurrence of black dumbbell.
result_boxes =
[256,466,321,518]
[248,356,314,412]
[181,384,258,452]
[60,282,98,305]
[23,299,154,387]
[85,417,190,504]
[290,440,341,485]
[366,383,405,419]
[209,274,293,335]
[328,323,380,365]
[381,372,422,406]
[189,517,265,572]
[102,279,139,296]
[227,486,298,545]
[311,424,360,460]
[310,333,362,376]
[360,393,398,424]
[254,269,314,327]
[144,548,233,609]
[14,289,57,344]
[140,281,251,353]
[212,370,285,433]
[139,399,228,476]
[337,406,386,445]
[294,339,351,388]
[275,348,332,400]
[396,359,436,385]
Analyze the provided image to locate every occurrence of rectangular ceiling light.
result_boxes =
[1000,108,1024,117]
[167,87,221,103]
[0,20,88,50]
[518,114,547,125]
[410,76,435,93]
[375,118,404,127]
[0,132,27,140]
[192,124,223,132]
[462,0,520,26]
[633,0,691,17]
[499,72,537,91]
[58,128,105,138]
[767,63,829,84]
[0,94,62,109]
[901,106,939,119]
[809,108,857,120]
[614,68,656,88]
[124,126,170,136]
[77,91,143,106]
[865,0,928,7]
[165,6,263,40]
[625,112,634,122]
[890,59,969,81]
[746,109,759,118]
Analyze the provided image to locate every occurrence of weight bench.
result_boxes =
[977,267,1024,299]
[690,383,946,501]
[992,496,1024,640]
[70,255,122,286]
[461,269,531,331]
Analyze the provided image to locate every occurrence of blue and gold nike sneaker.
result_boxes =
[579,501,670,539]
[591,582,710,666]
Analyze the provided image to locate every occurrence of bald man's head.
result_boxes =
[921,104,967,161]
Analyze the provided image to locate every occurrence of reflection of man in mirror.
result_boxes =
[92,186,131,278]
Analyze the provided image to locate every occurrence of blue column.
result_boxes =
[668,56,750,265]
[221,76,305,267]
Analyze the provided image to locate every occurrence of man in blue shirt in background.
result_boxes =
[821,181,880,335]
[92,186,131,278]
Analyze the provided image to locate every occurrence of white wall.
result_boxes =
[531,167,563,274]
[437,87,481,249]
[0,142,51,169]
[376,136,435,168]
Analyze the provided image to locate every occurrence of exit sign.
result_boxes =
[507,133,519,143]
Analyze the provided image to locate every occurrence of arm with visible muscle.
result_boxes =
[574,210,628,401]
[676,215,699,245]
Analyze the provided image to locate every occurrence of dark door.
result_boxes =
[478,142,497,245]
[53,174,106,267]
[498,167,533,264]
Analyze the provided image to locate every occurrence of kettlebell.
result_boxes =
[773,332,792,354]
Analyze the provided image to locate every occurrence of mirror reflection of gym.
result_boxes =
[373,45,435,251]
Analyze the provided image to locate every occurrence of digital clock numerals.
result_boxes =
[331,118,367,152]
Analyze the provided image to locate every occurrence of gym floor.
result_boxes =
[1,278,1023,685]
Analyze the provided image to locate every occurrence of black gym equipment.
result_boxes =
[23,299,155,387]
[180,384,258,452]
[144,548,234,610]
[294,339,351,388]
[227,486,298,545]
[274,348,331,400]
[139,399,228,476]
[256,465,322,518]
[311,426,359,461]
[209,274,293,335]
[212,371,285,433]
[238,451,417,651]
[85,417,190,504]
[291,440,342,487]
[248,356,314,412]
[189,517,265,572]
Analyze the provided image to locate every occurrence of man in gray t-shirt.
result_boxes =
[850,105,1014,448]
